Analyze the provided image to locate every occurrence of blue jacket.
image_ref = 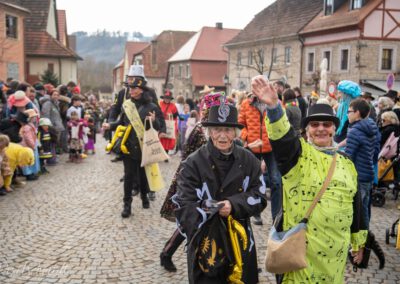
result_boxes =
[345,118,380,182]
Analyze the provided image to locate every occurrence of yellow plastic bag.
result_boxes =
[144,163,165,192]
[378,159,394,181]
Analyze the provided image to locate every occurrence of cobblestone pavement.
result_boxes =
[0,136,399,284]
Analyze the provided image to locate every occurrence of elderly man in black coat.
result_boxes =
[175,100,267,284]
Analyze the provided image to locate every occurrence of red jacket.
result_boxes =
[238,98,272,153]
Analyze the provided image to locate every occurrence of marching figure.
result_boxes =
[103,77,165,218]
[252,76,367,284]
[175,99,267,283]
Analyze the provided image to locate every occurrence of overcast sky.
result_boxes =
[56,0,275,36]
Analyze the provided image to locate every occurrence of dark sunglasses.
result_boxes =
[309,121,334,128]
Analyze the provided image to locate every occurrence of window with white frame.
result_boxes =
[186,64,190,78]
[340,48,350,71]
[248,51,253,65]
[351,0,363,10]
[380,47,396,71]
[272,48,277,65]
[237,52,242,66]
[6,14,17,39]
[322,49,332,71]
[325,0,333,15]
[179,64,182,78]
[307,51,315,73]
[170,65,174,79]
[285,47,291,64]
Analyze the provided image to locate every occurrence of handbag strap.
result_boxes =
[303,153,337,221]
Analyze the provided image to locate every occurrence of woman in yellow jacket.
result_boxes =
[252,77,367,284]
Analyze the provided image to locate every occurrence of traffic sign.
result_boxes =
[387,73,395,90]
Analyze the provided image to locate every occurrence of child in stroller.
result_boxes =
[372,131,400,207]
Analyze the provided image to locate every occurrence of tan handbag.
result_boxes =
[141,118,170,167]
[265,154,337,274]
[164,113,176,139]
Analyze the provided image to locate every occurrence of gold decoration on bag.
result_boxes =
[227,215,248,284]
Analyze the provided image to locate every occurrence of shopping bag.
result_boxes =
[165,113,176,139]
[144,163,165,192]
[141,118,169,167]
[378,159,394,181]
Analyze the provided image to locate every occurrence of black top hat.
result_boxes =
[384,90,398,100]
[202,104,244,129]
[301,103,340,129]
[160,90,174,100]
[362,91,375,100]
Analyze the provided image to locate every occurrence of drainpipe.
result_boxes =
[58,57,62,85]
[298,35,305,89]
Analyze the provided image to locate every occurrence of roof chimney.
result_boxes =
[216,22,223,29]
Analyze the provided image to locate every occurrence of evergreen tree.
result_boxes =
[40,69,59,86]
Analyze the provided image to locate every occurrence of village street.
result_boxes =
[0,136,399,284]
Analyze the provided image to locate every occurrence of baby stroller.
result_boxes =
[372,132,400,207]
[372,155,400,207]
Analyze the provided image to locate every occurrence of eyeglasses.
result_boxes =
[309,121,334,128]
[347,110,355,114]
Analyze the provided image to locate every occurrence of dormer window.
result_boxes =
[325,0,334,15]
[351,0,364,10]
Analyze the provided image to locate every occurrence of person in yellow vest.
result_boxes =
[103,78,165,218]
[252,76,367,284]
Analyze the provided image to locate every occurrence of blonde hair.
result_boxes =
[176,95,185,104]
[381,111,399,125]
[0,134,10,149]
[378,96,395,110]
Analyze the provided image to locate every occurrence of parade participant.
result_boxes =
[159,92,220,272]
[334,80,362,143]
[159,90,179,155]
[238,90,281,225]
[175,100,267,283]
[103,77,165,218]
[252,76,367,284]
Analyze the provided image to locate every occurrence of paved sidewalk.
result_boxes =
[0,137,399,283]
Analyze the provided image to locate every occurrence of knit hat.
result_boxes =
[39,117,52,126]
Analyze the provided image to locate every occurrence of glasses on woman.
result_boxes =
[309,121,334,128]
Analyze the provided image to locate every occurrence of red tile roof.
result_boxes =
[301,0,383,35]
[191,61,227,87]
[18,0,51,32]
[125,42,149,65]
[25,31,82,59]
[139,30,195,78]
[57,10,67,46]
[226,0,322,45]
[171,27,240,61]
[192,27,240,60]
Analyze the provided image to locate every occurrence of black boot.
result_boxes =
[141,193,150,209]
[160,253,177,272]
[121,202,132,218]
[160,229,185,272]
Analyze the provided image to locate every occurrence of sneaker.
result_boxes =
[252,216,263,226]
[26,174,39,181]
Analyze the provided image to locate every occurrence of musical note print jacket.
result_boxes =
[265,104,367,284]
